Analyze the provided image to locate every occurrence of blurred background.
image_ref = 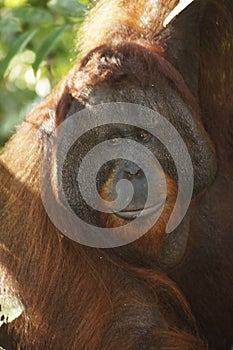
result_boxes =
[0,0,92,148]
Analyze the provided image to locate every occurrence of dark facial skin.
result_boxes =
[61,123,173,224]
[55,78,216,266]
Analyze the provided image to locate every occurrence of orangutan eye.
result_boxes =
[137,130,151,142]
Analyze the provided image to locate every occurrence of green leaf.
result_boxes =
[0,295,25,327]
[0,16,22,33]
[48,0,86,17]
[8,6,53,25]
[78,0,91,5]
[32,26,67,72]
[0,29,37,78]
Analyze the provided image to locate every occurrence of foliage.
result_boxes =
[0,0,93,147]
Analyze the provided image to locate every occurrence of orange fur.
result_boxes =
[2,0,227,348]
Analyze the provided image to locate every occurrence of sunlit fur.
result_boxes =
[1,0,232,348]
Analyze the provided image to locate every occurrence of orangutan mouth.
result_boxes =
[113,200,165,221]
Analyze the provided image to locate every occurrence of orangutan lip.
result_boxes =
[113,200,165,220]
